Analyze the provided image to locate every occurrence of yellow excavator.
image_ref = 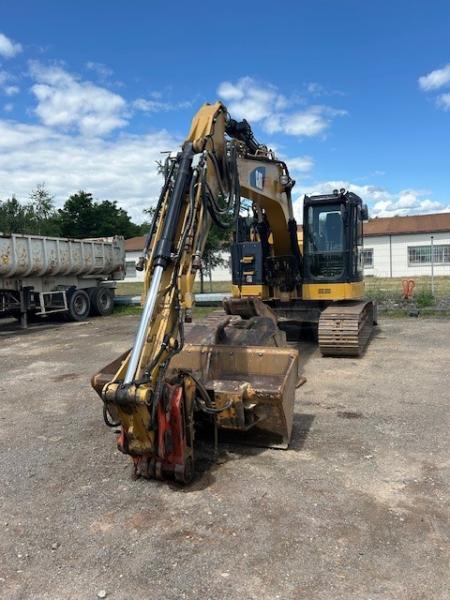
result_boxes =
[231,188,375,355]
[92,101,374,483]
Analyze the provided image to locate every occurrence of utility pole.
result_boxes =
[430,235,435,297]
[389,235,392,278]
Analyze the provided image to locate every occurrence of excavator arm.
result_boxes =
[92,102,299,482]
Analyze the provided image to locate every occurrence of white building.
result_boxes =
[124,236,231,283]
[124,212,450,282]
[124,236,144,282]
[363,212,450,277]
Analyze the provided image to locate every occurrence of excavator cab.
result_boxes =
[302,190,367,286]
[301,190,368,304]
[229,188,374,357]
[301,190,374,357]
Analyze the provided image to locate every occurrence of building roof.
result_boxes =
[364,212,450,237]
[125,212,450,251]
[124,235,145,251]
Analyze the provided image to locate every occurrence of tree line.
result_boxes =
[0,186,150,239]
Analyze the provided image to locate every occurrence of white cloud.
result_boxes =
[372,199,391,213]
[418,199,443,211]
[306,82,323,95]
[133,97,193,113]
[3,103,13,113]
[286,155,314,174]
[218,77,345,138]
[4,85,19,96]
[436,92,450,111]
[418,62,450,112]
[418,63,450,91]
[395,192,416,208]
[218,77,285,122]
[29,61,128,136]
[86,61,114,79]
[217,81,244,102]
[292,180,448,222]
[265,106,346,137]
[0,33,22,59]
[0,70,19,96]
[0,118,179,222]
[305,81,345,97]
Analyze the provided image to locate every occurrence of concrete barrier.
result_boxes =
[115,292,230,307]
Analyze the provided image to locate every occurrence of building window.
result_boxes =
[125,260,136,277]
[408,245,450,265]
[362,248,373,268]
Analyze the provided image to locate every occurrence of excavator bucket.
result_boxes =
[92,305,299,451]
[170,341,298,448]
[168,305,299,448]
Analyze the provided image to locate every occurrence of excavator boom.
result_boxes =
[92,102,299,482]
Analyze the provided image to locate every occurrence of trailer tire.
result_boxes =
[90,287,114,316]
[67,289,91,321]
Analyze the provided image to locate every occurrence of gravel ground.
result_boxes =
[0,315,449,600]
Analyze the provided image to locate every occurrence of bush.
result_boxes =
[415,289,435,308]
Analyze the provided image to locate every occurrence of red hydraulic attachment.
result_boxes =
[156,383,194,483]
[129,382,194,483]
[402,279,415,300]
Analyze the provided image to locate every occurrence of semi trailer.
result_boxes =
[0,233,125,327]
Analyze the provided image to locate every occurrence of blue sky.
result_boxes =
[1,0,450,222]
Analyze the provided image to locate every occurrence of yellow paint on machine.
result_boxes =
[301,281,365,301]
[231,284,268,298]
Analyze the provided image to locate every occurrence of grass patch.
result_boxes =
[381,311,450,319]
[113,304,216,319]
[192,306,218,318]
[116,280,232,297]
[193,280,231,293]
[113,304,142,316]
[415,289,435,308]
[365,276,450,301]
[116,276,450,306]
[115,282,143,296]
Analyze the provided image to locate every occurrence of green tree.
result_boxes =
[134,206,155,236]
[1,188,147,239]
[28,184,61,236]
[200,224,232,293]
[58,191,144,239]
[58,191,97,238]
[0,195,33,234]
[93,199,141,238]
[30,184,54,222]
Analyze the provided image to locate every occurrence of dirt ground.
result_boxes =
[0,314,449,600]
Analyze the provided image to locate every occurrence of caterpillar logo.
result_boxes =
[318,288,332,294]
[249,167,265,191]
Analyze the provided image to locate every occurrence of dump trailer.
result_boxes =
[0,233,125,327]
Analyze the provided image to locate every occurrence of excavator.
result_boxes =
[92,101,375,483]
[231,189,375,355]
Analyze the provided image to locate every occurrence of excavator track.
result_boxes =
[318,300,375,357]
